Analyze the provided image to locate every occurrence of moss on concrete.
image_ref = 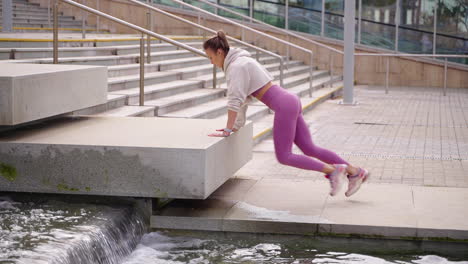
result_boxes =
[57,183,79,192]
[0,163,17,181]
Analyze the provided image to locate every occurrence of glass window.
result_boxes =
[217,0,250,19]
[359,0,396,50]
[288,0,322,35]
[399,0,436,54]
[435,0,468,63]
[254,0,285,28]
[324,0,344,40]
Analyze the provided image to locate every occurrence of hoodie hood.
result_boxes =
[223,48,251,72]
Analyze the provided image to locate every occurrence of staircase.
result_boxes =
[0,0,102,32]
[1,0,343,145]
[1,35,343,144]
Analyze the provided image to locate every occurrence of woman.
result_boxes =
[205,31,369,197]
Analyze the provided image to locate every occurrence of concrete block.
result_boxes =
[0,116,253,199]
[0,63,107,125]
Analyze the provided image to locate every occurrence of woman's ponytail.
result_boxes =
[203,30,230,55]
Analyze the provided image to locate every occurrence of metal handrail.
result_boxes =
[355,53,468,96]
[197,0,343,56]
[196,0,342,88]
[160,0,316,95]
[128,0,285,88]
[53,0,208,106]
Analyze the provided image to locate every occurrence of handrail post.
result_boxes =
[53,0,59,64]
[96,0,100,32]
[48,0,51,28]
[279,58,284,87]
[241,17,245,41]
[140,35,145,106]
[82,0,86,39]
[146,11,151,64]
[213,65,217,89]
[202,16,206,40]
[197,12,201,36]
[329,53,333,87]
[255,38,259,61]
[385,57,389,94]
[249,0,253,23]
[358,0,362,44]
[286,35,290,70]
[321,0,325,37]
[309,52,313,97]
[443,57,447,96]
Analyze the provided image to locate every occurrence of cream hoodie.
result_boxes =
[223,48,273,130]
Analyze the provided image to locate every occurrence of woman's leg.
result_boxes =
[273,98,326,172]
[294,114,349,165]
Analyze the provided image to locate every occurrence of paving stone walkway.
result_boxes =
[238,85,468,187]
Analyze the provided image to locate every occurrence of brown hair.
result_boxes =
[203,30,230,55]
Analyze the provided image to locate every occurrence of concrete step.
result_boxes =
[72,94,127,116]
[183,62,316,90]
[111,79,204,105]
[264,60,303,71]
[289,75,343,97]
[271,64,312,79]
[280,70,326,89]
[7,11,72,18]
[11,21,85,26]
[17,49,199,66]
[8,26,101,34]
[140,88,226,116]
[1,13,74,20]
[258,55,287,66]
[6,17,82,25]
[115,42,202,56]
[108,71,182,92]
[1,12,76,19]
[0,3,41,10]
[161,97,228,119]
[1,42,202,60]
[0,35,202,48]
[106,48,267,77]
[88,105,156,117]
[171,59,304,80]
[212,104,270,123]
[160,74,329,123]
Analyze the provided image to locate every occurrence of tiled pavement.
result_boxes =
[237,85,468,187]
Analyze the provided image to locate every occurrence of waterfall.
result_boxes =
[0,195,147,264]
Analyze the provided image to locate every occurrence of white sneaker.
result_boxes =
[345,168,370,197]
[327,164,348,196]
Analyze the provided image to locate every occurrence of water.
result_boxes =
[1,194,468,264]
[0,194,146,264]
[121,231,468,264]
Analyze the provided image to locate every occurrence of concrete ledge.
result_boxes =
[0,116,253,198]
[151,179,468,242]
[0,63,107,125]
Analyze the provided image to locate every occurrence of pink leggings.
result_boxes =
[252,85,349,172]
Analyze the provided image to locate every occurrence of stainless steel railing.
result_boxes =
[127,0,285,88]
[52,0,207,106]
[355,53,468,95]
[195,0,344,91]
[159,0,313,94]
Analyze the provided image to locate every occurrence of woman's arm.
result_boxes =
[226,109,238,130]
[208,109,238,137]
